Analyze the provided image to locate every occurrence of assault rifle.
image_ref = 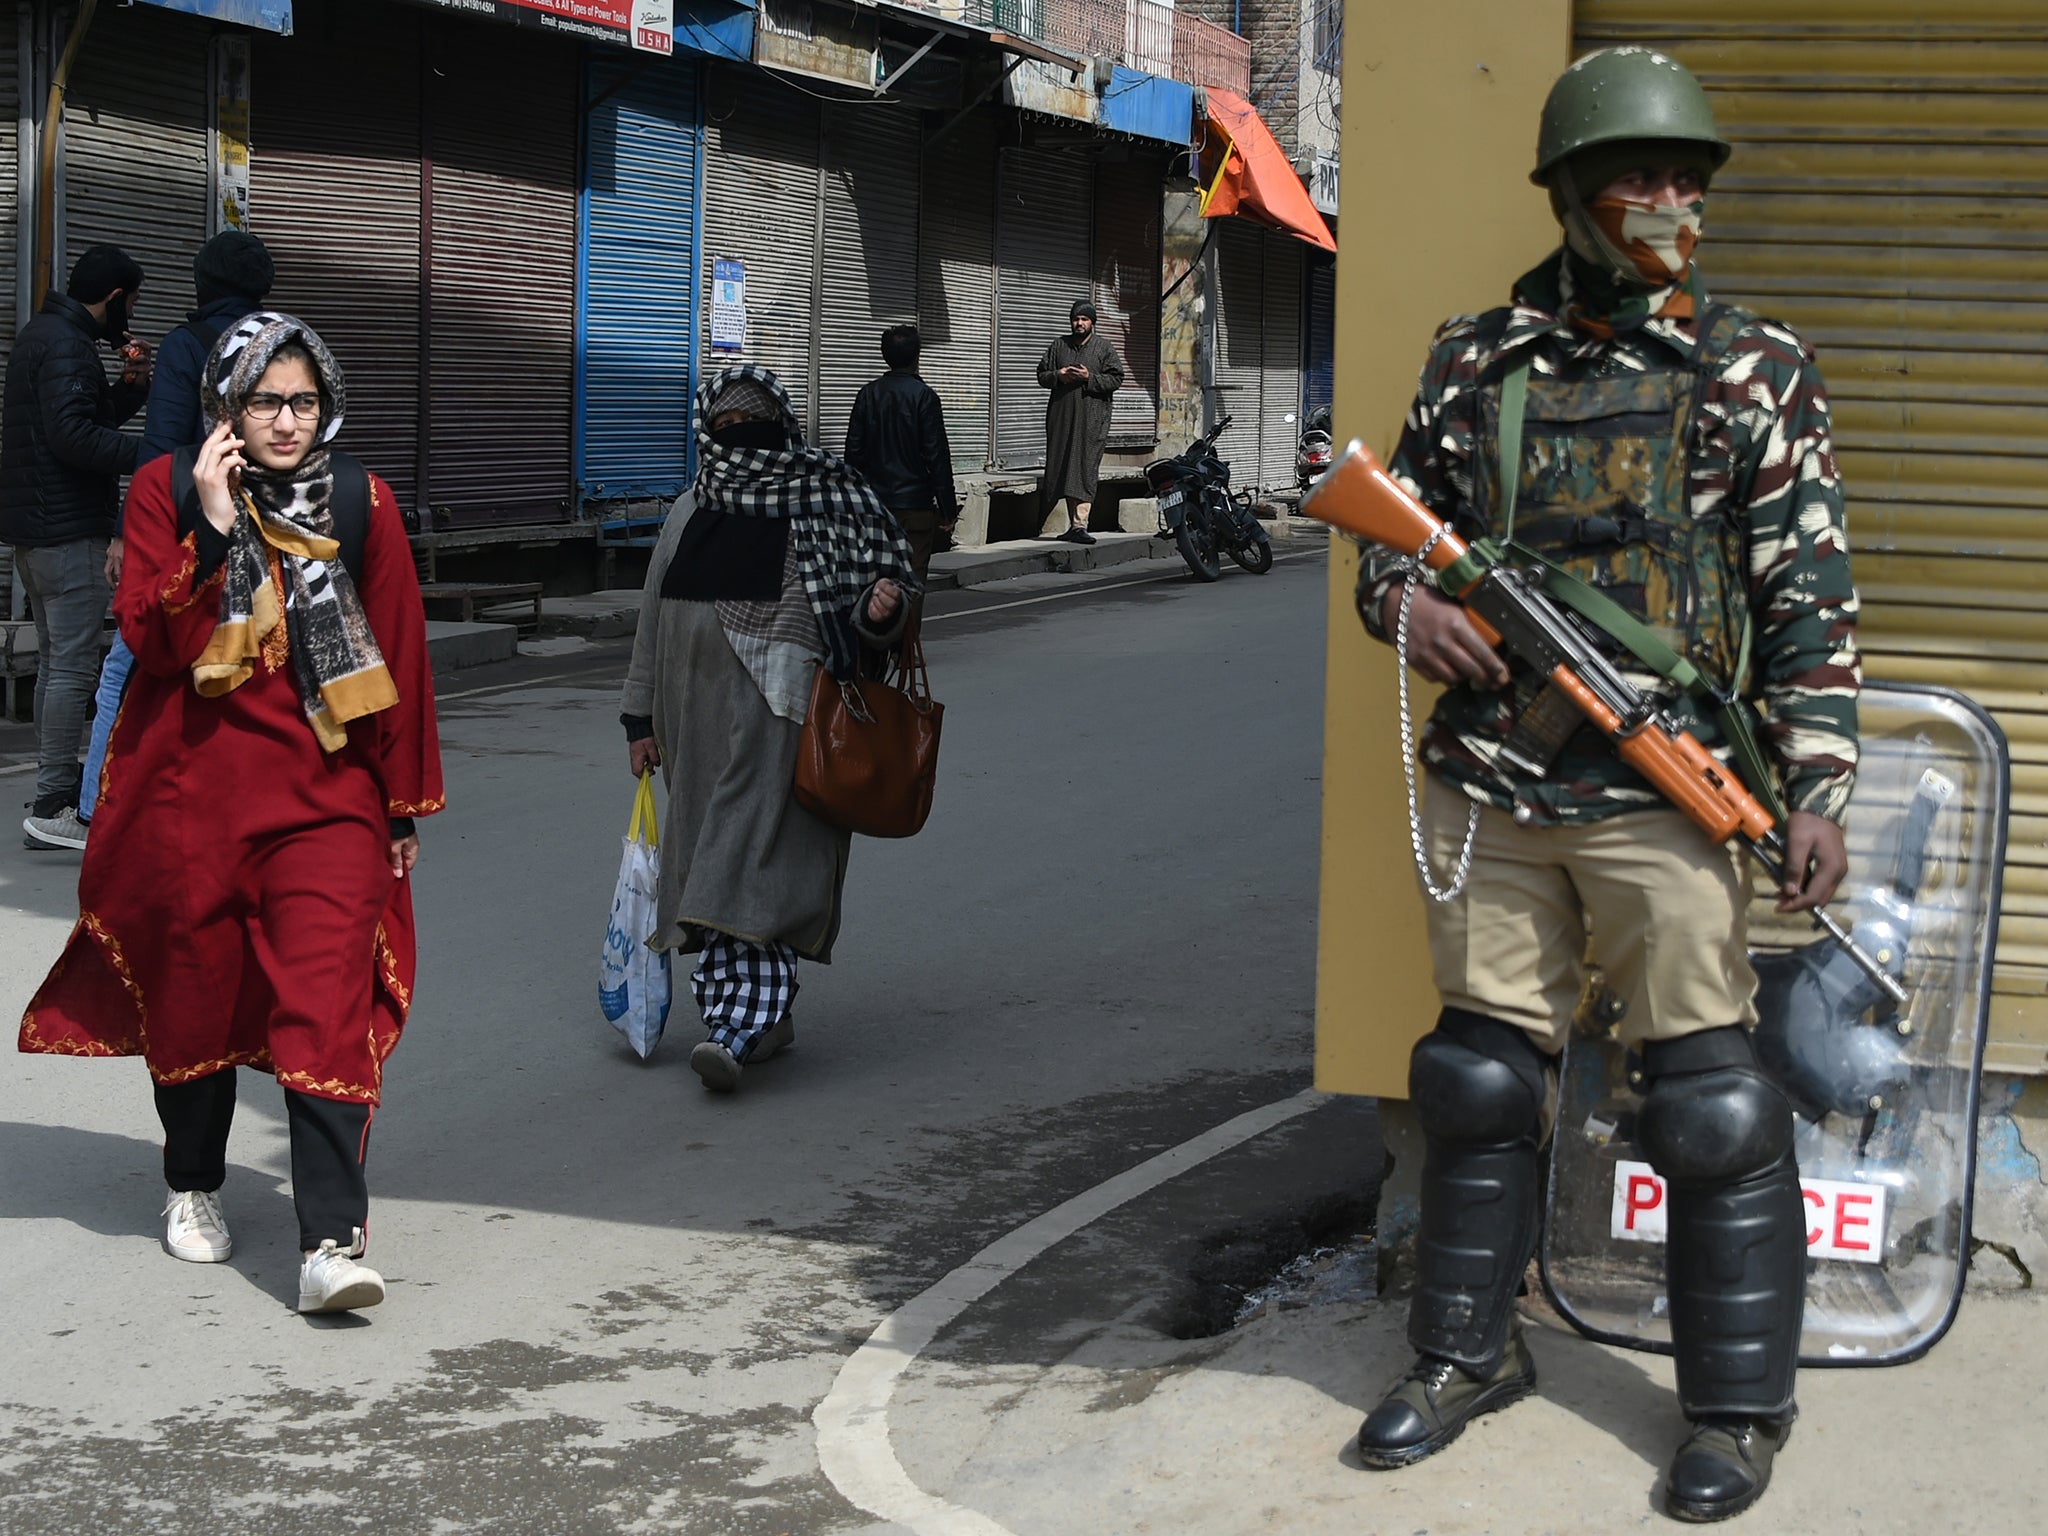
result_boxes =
[1302,441,1907,1008]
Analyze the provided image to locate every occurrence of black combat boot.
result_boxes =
[1665,1416,1793,1523]
[1637,1028,1806,1523]
[1357,1325,1537,1469]
[1357,1012,1548,1470]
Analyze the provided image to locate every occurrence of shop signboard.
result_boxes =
[408,0,675,52]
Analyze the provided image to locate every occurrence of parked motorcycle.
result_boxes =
[1146,415,1274,582]
[1295,404,1333,492]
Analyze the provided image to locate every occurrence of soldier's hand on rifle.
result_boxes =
[1776,810,1848,915]
[1381,585,1511,689]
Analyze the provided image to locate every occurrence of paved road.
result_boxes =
[1,548,1380,1533]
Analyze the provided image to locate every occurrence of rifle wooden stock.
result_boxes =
[1302,441,1483,596]
[1306,440,1778,847]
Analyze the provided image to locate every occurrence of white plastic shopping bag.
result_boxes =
[599,772,672,1058]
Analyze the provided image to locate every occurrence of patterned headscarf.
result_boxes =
[189,311,395,751]
[692,364,918,680]
[204,309,346,444]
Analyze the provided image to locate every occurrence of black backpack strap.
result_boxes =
[168,444,371,588]
[326,451,371,588]
[170,445,204,543]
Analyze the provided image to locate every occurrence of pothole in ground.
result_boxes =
[1162,1191,1381,1340]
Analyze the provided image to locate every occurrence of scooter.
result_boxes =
[1145,415,1273,582]
[1295,405,1333,492]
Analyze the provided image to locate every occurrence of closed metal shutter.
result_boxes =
[0,4,19,389]
[817,103,921,455]
[580,53,701,505]
[422,23,576,526]
[700,67,821,436]
[995,145,1092,469]
[252,16,425,509]
[1092,151,1162,448]
[1211,217,1262,489]
[63,3,209,375]
[1576,2,2048,1067]
[917,108,996,472]
[1304,253,1335,416]
[1257,235,1302,491]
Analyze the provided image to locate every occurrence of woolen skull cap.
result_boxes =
[1532,46,1732,187]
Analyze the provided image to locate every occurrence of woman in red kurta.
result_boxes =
[18,312,441,1314]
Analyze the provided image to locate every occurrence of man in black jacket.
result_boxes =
[1,245,148,848]
[844,324,958,584]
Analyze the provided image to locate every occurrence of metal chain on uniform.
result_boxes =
[1394,567,1481,904]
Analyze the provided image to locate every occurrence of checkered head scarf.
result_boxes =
[189,311,395,752]
[693,363,918,679]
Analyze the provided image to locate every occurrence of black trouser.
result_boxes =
[154,1069,374,1252]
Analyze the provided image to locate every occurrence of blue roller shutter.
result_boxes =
[580,53,703,505]
[1304,253,1334,418]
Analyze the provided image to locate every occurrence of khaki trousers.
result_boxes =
[1420,778,1758,1054]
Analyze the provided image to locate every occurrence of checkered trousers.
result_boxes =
[690,936,800,1060]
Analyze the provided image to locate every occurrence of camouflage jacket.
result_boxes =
[1358,253,1861,827]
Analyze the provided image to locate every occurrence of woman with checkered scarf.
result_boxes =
[621,366,918,1094]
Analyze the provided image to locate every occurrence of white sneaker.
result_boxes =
[746,1015,796,1063]
[690,1040,742,1092]
[162,1188,233,1263]
[298,1234,386,1313]
[23,807,88,850]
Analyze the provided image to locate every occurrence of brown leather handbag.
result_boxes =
[794,633,942,838]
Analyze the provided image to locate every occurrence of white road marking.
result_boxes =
[922,547,1324,624]
[813,1088,1325,1534]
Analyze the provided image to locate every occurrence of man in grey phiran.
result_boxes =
[1036,298,1124,545]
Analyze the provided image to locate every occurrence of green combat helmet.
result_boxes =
[1531,45,1731,189]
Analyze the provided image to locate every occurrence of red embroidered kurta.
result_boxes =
[18,456,444,1104]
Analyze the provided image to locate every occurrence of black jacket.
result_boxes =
[0,294,144,547]
[141,294,260,466]
[844,367,959,518]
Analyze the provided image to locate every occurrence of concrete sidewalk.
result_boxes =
[896,1277,2046,1535]
[878,1084,2048,1536]
[440,521,1332,656]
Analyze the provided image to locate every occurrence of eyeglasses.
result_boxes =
[243,391,322,423]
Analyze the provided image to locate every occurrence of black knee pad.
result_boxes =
[1409,1007,1550,1147]
[1637,1027,1794,1186]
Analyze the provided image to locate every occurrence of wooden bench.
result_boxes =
[417,581,544,634]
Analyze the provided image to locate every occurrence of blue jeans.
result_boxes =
[79,631,134,822]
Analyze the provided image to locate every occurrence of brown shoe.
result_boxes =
[1356,1328,1537,1469]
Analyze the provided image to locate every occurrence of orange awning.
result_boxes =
[1196,87,1336,253]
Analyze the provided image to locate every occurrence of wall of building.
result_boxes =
[1180,0,1301,153]
[1315,0,1568,1098]
[1294,0,1340,171]
[1156,181,1207,458]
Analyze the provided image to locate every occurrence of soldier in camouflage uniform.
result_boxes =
[1350,48,1860,1523]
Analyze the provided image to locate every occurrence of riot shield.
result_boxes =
[1540,683,2008,1366]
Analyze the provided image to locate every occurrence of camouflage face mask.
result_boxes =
[1566,196,1705,287]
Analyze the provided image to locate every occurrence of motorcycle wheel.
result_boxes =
[1230,531,1274,575]
[1175,513,1223,582]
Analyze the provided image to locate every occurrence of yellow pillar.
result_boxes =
[1315,3,1573,1098]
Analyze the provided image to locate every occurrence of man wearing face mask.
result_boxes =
[1,245,150,850]
[1348,49,1859,1523]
